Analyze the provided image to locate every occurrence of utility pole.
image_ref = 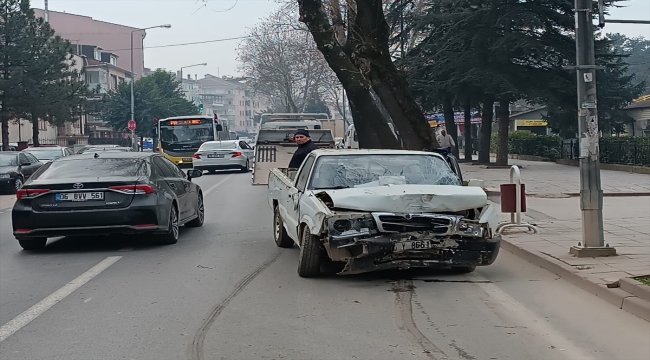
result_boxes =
[44,0,48,22]
[569,0,615,257]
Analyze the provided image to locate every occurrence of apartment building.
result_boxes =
[33,8,147,80]
[180,75,268,134]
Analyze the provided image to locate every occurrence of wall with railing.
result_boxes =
[508,137,650,166]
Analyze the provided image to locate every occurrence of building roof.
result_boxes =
[509,106,547,119]
[198,75,245,88]
[32,8,140,31]
[627,95,650,110]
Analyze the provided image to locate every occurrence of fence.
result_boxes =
[510,138,650,167]
[88,137,131,147]
[34,137,89,147]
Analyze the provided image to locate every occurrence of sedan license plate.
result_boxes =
[207,154,224,158]
[393,240,433,252]
[55,192,104,202]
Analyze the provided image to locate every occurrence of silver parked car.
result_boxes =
[192,140,254,173]
[22,146,73,163]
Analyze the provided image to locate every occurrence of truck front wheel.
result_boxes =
[297,226,322,278]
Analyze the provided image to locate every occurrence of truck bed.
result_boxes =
[252,144,297,185]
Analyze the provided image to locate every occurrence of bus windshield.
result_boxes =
[160,118,214,144]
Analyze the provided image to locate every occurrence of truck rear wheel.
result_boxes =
[297,226,322,278]
[273,207,293,248]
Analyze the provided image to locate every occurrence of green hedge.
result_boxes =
[490,131,562,160]
[495,133,650,165]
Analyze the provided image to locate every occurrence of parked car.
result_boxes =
[0,152,43,194]
[12,152,205,250]
[267,149,500,277]
[23,146,74,163]
[192,140,254,173]
[76,144,121,154]
[78,146,134,154]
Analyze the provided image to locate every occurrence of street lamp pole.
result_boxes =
[130,24,171,150]
[179,63,208,107]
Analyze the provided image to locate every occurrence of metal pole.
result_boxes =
[570,0,615,257]
[44,0,48,22]
[130,31,135,150]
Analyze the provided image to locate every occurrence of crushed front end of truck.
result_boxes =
[320,207,501,275]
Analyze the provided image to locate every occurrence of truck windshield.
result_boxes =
[309,154,461,189]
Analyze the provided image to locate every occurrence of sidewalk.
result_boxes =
[491,190,650,321]
[460,158,650,196]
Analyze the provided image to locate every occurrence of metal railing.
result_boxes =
[510,138,650,166]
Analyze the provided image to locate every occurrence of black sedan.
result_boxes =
[12,152,205,250]
[0,151,43,194]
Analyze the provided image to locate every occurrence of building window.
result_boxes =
[110,55,117,66]
[110,75,118,89]
[245,110,251,116]
[85,71,100,84]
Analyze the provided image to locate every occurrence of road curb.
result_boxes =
[484,188,650,198]
[500,238,650,321]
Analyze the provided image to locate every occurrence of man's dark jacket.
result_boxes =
[288,140,318,168]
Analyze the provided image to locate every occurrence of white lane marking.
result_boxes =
[0,256,122,343]
[467,272,594,360]
[203,174,233,196]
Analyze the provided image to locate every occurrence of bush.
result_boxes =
[490,130,536,153]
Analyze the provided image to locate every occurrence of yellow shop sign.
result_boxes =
[516,119,548,127]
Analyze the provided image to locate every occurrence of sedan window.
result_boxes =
[33,158,148,180]
[0,154,18,166]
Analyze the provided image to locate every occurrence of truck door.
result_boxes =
[284,155,315,240]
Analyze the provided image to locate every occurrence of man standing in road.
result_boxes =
[289,129,319,168]
[437,129,456,153]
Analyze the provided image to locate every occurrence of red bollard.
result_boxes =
[500,183,527,213]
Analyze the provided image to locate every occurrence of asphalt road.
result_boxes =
[0,172,648,360]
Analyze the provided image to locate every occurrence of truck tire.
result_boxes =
[297,226,321,278]
[273,207,293,248]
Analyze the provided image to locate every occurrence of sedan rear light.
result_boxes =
[231,151,242,157]
[16,188,50,199]
[109,184,155,194]
[193,153,201,159]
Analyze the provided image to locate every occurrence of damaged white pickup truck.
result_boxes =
[268,149,501,277]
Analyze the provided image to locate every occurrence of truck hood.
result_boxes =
[316,184,487,213]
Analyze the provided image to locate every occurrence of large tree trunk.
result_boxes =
[31,112,40,147]
[442,95,459,157]
[350,0,437,150]
[298,0,400,149]
[478,94,494,164]
[0,107,8,151]
[495,99,510,166]
[463,99,472,161]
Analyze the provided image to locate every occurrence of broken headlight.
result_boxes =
[457,221,485,238]
[328,215,376,240]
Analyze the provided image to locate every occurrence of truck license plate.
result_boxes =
[393,240,433,252]
[55,192,104,202]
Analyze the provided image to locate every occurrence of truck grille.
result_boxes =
[372,213,460,234]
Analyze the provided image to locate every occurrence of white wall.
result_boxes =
[8,119,58,143]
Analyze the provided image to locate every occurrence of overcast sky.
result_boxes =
[32,0,650,78]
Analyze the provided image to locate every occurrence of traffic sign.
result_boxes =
[127,120,136,131]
